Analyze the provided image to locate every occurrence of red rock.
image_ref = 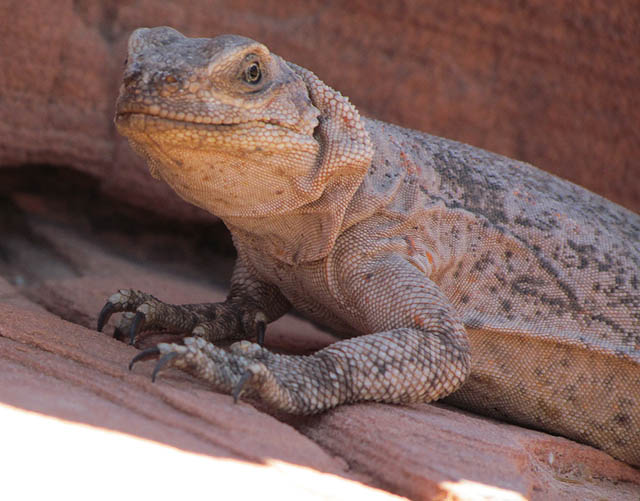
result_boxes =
[1,219,638,499]
[0,306,399,499]
[300,403,640,500]
[1,0,638,215]
[1,1,639,499]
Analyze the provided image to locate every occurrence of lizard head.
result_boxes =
[116,27,372,220]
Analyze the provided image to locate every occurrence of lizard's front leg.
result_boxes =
[96,257,291,345]
[132,253,471,414]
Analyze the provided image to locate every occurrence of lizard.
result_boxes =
[97,26,640,467]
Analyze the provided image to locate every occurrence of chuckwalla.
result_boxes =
[98,27,640,466]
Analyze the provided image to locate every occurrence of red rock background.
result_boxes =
[1,1,639,499]
[1,0,638,218]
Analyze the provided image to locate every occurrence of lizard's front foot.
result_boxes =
[97,289,267,346]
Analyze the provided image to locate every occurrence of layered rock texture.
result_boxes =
[1,1,638,499]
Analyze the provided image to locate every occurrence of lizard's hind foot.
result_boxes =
[129,337,266,402]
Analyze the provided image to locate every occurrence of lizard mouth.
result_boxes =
[114,109,321,156]
[116,109,248,130]
[113,110,292,150]
[115,102,299,133]
[114,112,305,152]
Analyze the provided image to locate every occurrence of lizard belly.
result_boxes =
[445,326,640,467]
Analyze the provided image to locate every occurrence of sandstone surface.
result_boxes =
[1,1,639,499]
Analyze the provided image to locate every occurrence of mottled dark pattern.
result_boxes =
[363,120,639,350]
[354,120,639,465]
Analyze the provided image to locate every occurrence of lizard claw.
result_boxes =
[129,346,180,382]
[232,370,253,403]
[97,302,116,332]
[152,352,180,382]
[256,320,266,346]
[129,311,146,345]
[129,346,161,371]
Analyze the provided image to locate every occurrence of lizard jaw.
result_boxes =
[115,101,314,133]
[115,111,319,154]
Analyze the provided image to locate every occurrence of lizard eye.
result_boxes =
[244,62,262,84]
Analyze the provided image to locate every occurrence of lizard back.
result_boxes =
[355,118,640,461]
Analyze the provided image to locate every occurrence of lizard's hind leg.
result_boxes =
[129,322,470,415]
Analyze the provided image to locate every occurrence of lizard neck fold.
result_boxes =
[226,64,374,265]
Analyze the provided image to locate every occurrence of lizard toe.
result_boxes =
[151,351,181,382]
[229,340,264,358]
[96,289,157,337]
[114,312,136,340]
[190,321,220,339]
[231,363,269,403]
[128,346,161,370]
[133,337,264,402]
[97,301,116,331]
[129,311,146,345]
[241,311,268,346]
[130,342,188,381]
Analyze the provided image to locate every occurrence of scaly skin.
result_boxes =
[99,27,640,466]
